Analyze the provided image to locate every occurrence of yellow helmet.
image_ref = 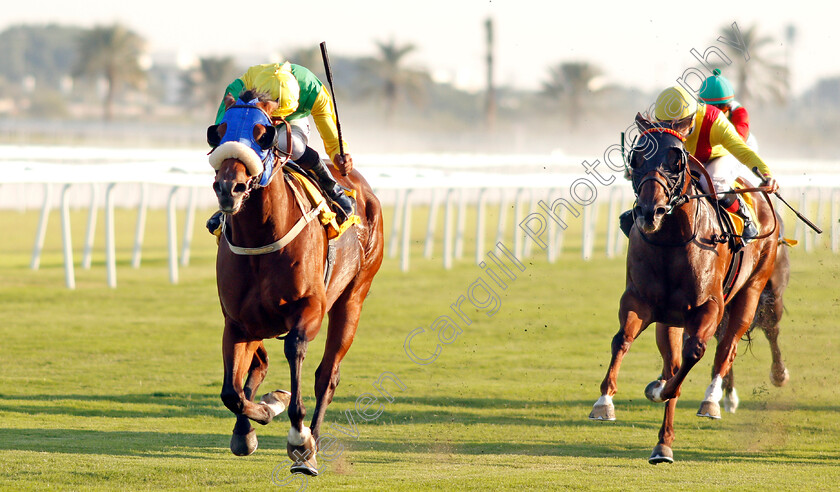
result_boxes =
[654,86,697,122]
[243,62,300,117]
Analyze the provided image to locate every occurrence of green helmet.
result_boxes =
[699,69,734,106]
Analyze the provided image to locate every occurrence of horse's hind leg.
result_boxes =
[714,313,739,413]
[764,243,791,386]
[310,286,370,441]
[762,302,789,387]
[703,283,766,419]
[590,292,652,421]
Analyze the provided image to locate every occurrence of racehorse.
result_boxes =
[588,114,781,463]
[209,90,383,475]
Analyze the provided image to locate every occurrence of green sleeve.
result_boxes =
[215,79,246,124]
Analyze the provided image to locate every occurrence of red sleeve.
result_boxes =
[729,106,750,141]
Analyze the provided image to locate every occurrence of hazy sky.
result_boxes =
[5,1,838,95]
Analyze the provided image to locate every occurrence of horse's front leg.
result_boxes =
[590,291,652,421]
[650,324,682,464]
[221,324,282,456]
[284,299,324,476]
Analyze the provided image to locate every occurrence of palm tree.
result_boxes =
[716,23,789,106]
[542,61,602,128]
[368,38,428,120]
[74,24,146,120]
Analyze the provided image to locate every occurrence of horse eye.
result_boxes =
[666,149,682,169]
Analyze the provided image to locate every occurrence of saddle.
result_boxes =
[283,164,361,241]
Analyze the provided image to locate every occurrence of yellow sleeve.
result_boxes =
[708,113,772,178]
[310,86,348,161]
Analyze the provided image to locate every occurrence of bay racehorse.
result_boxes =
[589,114,782,463]
[209,90,383,475]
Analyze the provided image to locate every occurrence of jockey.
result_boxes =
[207,62,354,233]
[621,85,778,243]
[698,69,758,150]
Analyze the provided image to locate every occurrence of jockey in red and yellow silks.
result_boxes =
[206,62,354,234]
[652,85,778,242]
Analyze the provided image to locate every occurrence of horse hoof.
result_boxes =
[644,380,668,403]
[589,395,616,421]
[697,400,721,419]
[260,389,292,419]
[287,434,318,476]
[723,388,739,414]
[771,368,790,387]
[649,444,674,464]
[230,428,258,456]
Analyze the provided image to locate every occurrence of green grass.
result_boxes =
[1,204,839,491]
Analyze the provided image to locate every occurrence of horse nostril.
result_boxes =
[233,183,247,194]
[213,182,221,193]
[654,206,668,217]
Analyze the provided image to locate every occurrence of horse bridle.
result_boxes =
[632,127,692,210]
[630,127,699,247]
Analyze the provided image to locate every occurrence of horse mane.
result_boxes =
[238,89,273,103]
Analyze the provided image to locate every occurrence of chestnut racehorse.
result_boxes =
[589,114,780,463]
[209,91,383,475]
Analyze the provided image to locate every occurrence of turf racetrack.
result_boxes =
[1,205,838,490]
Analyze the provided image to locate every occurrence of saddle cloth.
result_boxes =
[284,168,361,241]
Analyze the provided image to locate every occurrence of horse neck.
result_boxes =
[228,174,299,247]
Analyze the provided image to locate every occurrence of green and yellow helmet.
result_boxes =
[241,62,300,118]
[654,85,697,122]
[698,69,734,106]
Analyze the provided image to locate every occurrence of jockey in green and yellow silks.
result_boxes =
[215,63,349,169]
[206,62,354,234]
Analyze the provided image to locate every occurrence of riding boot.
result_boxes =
[206,210,223,237]
[296,147,354,219]
[619,209,634,238]
[726,195,758,243]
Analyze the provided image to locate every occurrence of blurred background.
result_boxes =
[1,0,837,157]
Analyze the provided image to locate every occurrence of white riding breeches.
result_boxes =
[699,132,761,195]
[276,118,310,161]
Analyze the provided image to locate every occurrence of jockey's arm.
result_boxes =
[709,113,772,180]
[729,106,750,141]
[309,86,349,164]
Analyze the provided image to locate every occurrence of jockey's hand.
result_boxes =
[761,176,779,193]
[333,153,353,176]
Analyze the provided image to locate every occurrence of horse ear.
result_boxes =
[223,94,236,110]
[207,123,226,148]
[635,112,652,132]
[255,124,277,150]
